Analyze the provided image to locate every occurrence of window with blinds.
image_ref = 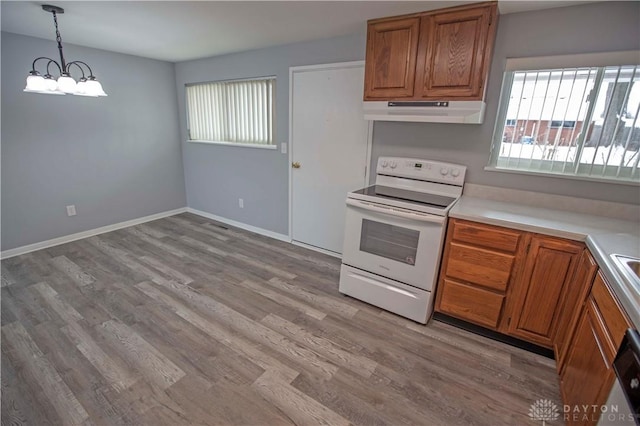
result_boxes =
[488,56,640,183]
[186,77,275,146]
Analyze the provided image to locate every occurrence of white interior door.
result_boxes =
[290,62,369,254]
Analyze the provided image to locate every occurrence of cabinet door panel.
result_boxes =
[446,242,515,291]
[415,4,496,99]
[555,250,598,372]
[437,278,504,328]
[561,302,615,425]
[508,236,583,348]
[364,17,420,99]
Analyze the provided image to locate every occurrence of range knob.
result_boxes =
[451,169,460,177]
[381,160,388,168]
[440,167,449,176]
[389,161,397,169]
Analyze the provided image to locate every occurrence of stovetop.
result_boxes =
[346,157,467,216]
[351,185,457,210]
[347,185,459,216]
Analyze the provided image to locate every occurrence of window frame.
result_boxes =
[486,51,640,185]
[185,76,276,149]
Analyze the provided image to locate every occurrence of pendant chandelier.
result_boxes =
[24,5,107,97]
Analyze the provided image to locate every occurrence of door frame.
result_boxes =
[288,60,373,257]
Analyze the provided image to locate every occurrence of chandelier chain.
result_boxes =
[50,10,67,71]
[52,11,62,46]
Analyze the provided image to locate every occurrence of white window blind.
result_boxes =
[489,52,640,184]
[186,77,275,145]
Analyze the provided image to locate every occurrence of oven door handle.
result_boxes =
[346,198,445,224]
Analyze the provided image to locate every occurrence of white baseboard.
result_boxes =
[186,208,290,243]
[291,240,342,259]
[1,207,187,260]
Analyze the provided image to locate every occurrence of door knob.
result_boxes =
[292,162,301,169]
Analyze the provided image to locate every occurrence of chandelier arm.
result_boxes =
[66,62,86,79]
[45,59,63,76]
[66,61,93,78]
[31,56,59,72]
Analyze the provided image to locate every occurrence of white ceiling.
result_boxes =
[1,1,602,63]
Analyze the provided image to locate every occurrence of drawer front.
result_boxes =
[591,272,630,352]
[446,242,515,291]
[437,279,505,329]
[451,219,521,253]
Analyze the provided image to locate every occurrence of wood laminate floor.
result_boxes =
[1,213,562,426]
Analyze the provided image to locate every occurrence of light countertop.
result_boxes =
[450,196,640,328]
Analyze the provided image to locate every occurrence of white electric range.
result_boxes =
[339,156,466,323]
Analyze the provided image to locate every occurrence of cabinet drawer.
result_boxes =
[446,242,515,291]
[451,220,521,253]
[437,279,505,328]
[591,272,630,353]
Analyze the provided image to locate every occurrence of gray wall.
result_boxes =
[175,33,366,236]
[371,1,640,204]
[176,2,639,238]
[1,32,186,251]
[4,2,635,250]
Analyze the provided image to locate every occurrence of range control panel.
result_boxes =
[376,156,467,186]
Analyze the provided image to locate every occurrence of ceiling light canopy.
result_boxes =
[24,5,107,97]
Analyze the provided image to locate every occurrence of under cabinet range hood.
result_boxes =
[363,101,486,124]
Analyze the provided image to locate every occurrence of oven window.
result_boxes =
[359,219,419,265]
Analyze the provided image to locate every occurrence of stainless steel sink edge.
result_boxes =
[593,250,640,330]
[611,253,640,288]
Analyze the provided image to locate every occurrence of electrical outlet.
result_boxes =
[238,198,244,208]
[66,205,77,216]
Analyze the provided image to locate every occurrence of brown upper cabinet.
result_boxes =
[364,2,498,101]
[364,17,420,99]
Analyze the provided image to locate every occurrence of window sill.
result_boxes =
[483,166,640,186]
[187,140,277,150]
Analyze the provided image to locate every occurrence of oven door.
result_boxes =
[342,198,446,291]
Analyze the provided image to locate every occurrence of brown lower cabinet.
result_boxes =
[435,219,582,348]
[506,235,583,347]
[560,272,631,425]
[435,218,633,425]
[554,250,599,371]
[561,301,615,425]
